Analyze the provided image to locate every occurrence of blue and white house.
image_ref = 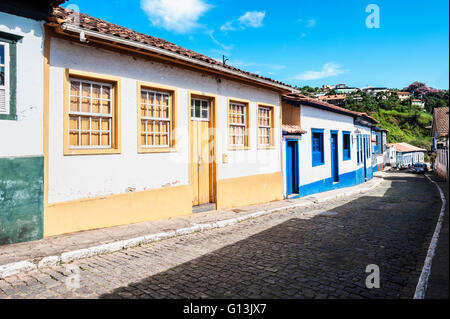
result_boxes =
[371,127,387,172]
[389,142,426,168]
[281,93,378,198]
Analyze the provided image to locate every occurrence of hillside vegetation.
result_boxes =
[297,82,449,150]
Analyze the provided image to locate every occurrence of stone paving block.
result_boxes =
[0,173,442,299]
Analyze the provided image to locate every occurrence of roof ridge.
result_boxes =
[49,6,293,89]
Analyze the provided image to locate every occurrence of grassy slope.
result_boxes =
[371,109,432,149]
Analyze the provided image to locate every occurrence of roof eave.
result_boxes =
[283,98,357,118]
[54,23,297,93]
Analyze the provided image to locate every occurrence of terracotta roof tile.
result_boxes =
[282,124,307,135]
[432,107,449,138]
[47,6,292,89]
[317,94,347,100]
[390,142,427,153]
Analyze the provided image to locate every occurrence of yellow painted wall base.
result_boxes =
[44,184,192,237]
[216,172,283,210]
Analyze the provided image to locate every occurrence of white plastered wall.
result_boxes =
[354,124,372,170]
[298,105,356,186]
[0,12,44,157]
[48,38,281,204]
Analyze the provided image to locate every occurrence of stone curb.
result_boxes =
[0,176,385,279]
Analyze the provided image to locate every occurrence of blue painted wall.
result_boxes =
[299,169,358,196]
[299,166,374,197]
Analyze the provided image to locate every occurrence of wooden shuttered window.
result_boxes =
[140,89,172,148]
[68,78,114,148]
[258,106,273,147]
[228,102,248,147]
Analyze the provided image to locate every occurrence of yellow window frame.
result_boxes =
[63,69,121,156]
[257,103,276,149]
[227,97,251,150]
[137,81,177,153]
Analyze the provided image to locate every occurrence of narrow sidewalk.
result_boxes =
[0,173,385,277]
[425,173,449,299]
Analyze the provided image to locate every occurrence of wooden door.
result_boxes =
[190,98,212,206]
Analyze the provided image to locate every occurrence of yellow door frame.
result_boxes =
[188,90,218,208]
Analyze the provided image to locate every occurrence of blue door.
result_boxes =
[331,132,339,183]
[286,140,299,196]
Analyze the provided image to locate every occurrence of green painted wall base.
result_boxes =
[0,156,44,245]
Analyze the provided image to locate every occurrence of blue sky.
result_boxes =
[63,0,449,89]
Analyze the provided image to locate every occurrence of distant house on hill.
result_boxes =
[411,99,425,109]
[362,87,390,97]
[335,88,359,94]
[387,142,427,168]
[397,91,411,101]
[322,84,335,91]
[317,94,347,107]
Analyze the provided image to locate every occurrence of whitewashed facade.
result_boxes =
[48,37,282,204]
[281,95,377,198]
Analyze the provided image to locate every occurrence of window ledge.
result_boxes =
[64,148,121,156]
[228,146,251,151]
[257,146,276,150]
[312,162,325,167]
[138,147,177,154]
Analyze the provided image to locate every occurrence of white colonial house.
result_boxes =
[1,3,298,244]
[281,94,378,198]
[388,142,426,168]
[384,143,397,167]
[371,126,387,172]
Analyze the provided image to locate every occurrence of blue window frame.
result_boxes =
[360,135,363,162]
[357,135,360,164]
[311,129,324,166]
[342,131,351,161]
[366,135,370,159]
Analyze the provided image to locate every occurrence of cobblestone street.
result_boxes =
[0,172,442,299]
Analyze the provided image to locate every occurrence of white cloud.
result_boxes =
[208,30,234,51]
[306,19,316,27]
[238,11,266,28]
[220,21,236,32]
[230,60,285,71]
[220,11,266,33]
[292,63,347,81]
[141,0,211,33]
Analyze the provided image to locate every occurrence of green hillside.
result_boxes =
[296,82,449,151]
